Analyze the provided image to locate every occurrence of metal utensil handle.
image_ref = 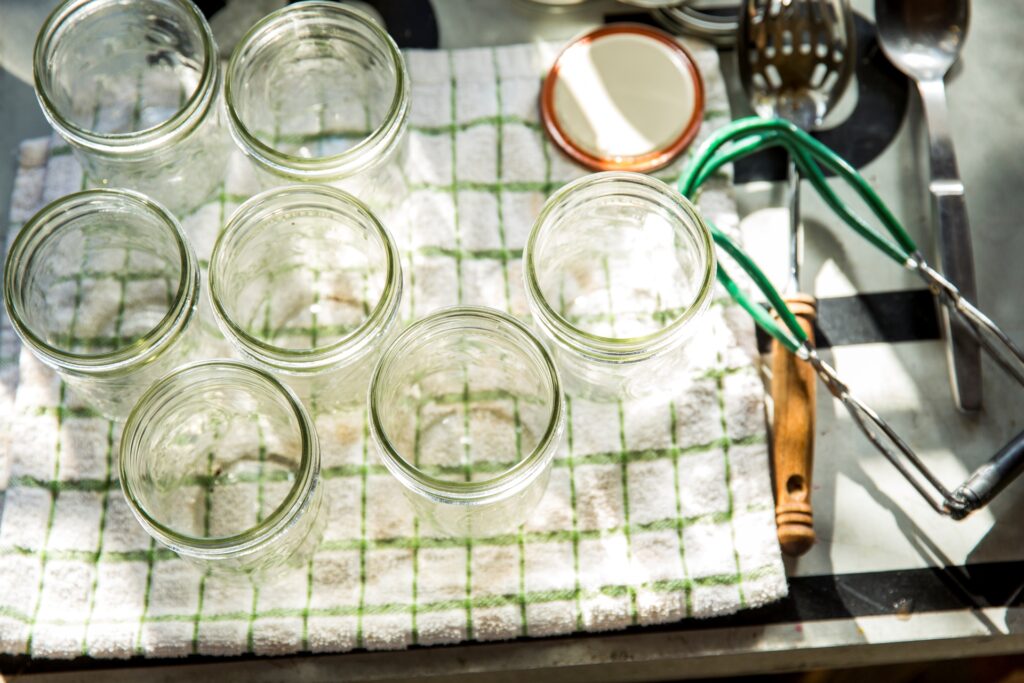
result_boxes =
[787,159,801,293]
[951,429,1024,519]
[917,77,983,412]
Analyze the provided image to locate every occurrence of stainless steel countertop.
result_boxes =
[3,0,1024,679]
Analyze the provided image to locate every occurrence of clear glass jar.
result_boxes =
[3,189,202,420]
[524,172,716,400]
[33,0,231,217]
[225,1,410,212]
[120,360,325,578]
[208,185,403,413]
[369,307,565,538]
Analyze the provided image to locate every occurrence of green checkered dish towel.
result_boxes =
[0,39,786,658]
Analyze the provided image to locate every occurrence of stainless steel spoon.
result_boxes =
[875,0,981,413]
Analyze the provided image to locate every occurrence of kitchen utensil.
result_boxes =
[737,0,855,555]
[738,0,855,129]
[875,0,981,413]
[678,115,1024,519]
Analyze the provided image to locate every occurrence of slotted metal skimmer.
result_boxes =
[738,0,855,131]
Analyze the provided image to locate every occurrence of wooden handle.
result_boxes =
[771,293,817,556]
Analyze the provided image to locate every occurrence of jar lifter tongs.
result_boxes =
[679,117,1024,519]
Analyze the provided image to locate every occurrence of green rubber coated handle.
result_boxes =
[677,117,926,352]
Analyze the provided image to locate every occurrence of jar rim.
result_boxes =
[524,172,717,360]
[33,0,219,153]
[119,360,321,557]
[3,188,199,374]
[369,306,565,503]
[208,185,403,373]
[224,1,410,180]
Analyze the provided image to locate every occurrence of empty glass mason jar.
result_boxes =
[369,307,565,538]
[225,1,410,211]
[3,189,202,420]
[524,172,716,400]
[33,0,231,216]
[120,360,325,577]
[208,185,403,413]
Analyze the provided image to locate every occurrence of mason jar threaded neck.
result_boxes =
[208,185,402,375]
[33,0,220,154]
[524,172,716,363]
[369,307,564,505]
[119,360,320,560]
[3,189,200,375]
[224,1,409,182]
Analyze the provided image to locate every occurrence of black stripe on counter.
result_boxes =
[755,288,941,354]
[364,0,439,49]
[197,1,440,48]
[604,11,665,24]
[690,560,1024,629]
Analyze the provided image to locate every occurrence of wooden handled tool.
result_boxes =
[771,293,816,556]
[738,0,852,555]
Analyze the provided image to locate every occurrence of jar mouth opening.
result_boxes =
[208,185,402,371]
[3,189,198,372]
[119,360,320,555]
[369,307,564,502]
[33,0,218,151]
[524,172,717,359]
[224,1,409,179]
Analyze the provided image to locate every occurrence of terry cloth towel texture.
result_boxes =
[0,39,786,659]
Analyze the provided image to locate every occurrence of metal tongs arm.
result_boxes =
[802,343,965,517]
[913,256,1024,387]
[708,219,968,516]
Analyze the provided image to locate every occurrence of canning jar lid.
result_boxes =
[540,23,705,173]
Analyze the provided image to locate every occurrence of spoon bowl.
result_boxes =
[874,0,969,81]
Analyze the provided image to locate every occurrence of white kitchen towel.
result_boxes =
[0,39,785,659]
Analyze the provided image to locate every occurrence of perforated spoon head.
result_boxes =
[738,0,856,130]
